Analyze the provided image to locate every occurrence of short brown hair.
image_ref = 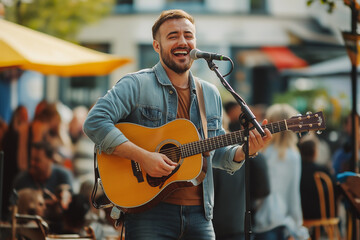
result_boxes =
[152,9,195,40]
[299,138,317,162]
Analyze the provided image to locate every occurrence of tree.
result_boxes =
[307,0,336,13]
[307,0,360,15]
[3,0,115,42]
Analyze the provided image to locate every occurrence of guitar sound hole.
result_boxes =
[159,143,181,163]
[146,143,180,188]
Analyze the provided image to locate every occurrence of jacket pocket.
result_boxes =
[139,105,162,127]
[207,116,220,138]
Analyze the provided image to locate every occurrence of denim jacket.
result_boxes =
[83,62,243,220]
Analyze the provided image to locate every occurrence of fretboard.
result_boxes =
[180,119,287,158]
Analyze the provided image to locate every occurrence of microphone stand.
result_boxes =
[206,59,265,240]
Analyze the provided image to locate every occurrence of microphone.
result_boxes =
[190,49,230,61]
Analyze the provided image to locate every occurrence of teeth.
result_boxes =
[174,50,188,55]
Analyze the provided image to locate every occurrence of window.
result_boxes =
[250,0,268,14]
[59,43,110,109]
[116,0,133,4]
[167,0,203,3]
[166,0,204,12]
[115,0,133,13]
[138,44,159,69]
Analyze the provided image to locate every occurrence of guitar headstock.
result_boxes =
[287,111,326,133]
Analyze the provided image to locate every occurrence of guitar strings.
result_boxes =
[158,129,246,157]
[156,122,318,159]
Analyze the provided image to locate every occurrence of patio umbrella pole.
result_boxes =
[351,63,358,175]
[350,2,359,239]
[350,1,359,175]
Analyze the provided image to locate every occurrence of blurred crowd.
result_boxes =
[214,102,360,240]
[0,100,121,239]
[0,100,359,240]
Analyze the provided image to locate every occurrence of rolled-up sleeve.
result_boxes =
[83,75,140,154]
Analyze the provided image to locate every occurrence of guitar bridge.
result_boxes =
[131,160,144,183]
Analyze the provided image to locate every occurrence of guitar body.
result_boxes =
[96,111,326,213]
[97,119,206,213]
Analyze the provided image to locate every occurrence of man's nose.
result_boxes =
[178,35,187,45]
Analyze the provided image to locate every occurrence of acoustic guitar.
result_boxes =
[96,111,326,213]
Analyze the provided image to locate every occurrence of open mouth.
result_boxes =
[173,49,189,57]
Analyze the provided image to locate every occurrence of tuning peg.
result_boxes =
[316,130,322,135]
[305,112,312,119]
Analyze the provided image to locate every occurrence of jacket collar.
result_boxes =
[153,62,196,93]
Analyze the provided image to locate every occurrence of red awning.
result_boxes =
[261,46,307,70]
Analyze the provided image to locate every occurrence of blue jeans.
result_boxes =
[124,202,215,240]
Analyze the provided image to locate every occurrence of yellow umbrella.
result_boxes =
[0,19,131,76]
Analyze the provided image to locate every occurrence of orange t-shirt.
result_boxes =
[163,85,203,206]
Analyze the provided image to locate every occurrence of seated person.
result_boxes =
[12,141,74,233]
[12,141,73,194]
[17,188,46,217]
[299,134,336,220]
[61,194,92,237]
[0,188,49,240]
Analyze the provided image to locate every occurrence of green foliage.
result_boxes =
[307,0,337,13]
[273,88,350,129]
[4,0,115,42]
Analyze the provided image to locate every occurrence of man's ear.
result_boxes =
[153,39,160,54]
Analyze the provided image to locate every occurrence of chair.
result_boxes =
[339,175,360,218]
[0,213,48,240]
[46,229,95,240]
[338,174,360,240]
[303,171,341,240]
[45,226,96,240]
[0,213,96,240]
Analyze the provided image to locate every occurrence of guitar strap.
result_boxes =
[195,78,210,157]
[91,151,112,207]
[91,150,125,230]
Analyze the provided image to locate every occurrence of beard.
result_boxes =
[160,46,192,74]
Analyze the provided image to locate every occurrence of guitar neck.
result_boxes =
[181,119,287,158]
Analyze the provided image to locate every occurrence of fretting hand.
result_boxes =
[234,119,272,162]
